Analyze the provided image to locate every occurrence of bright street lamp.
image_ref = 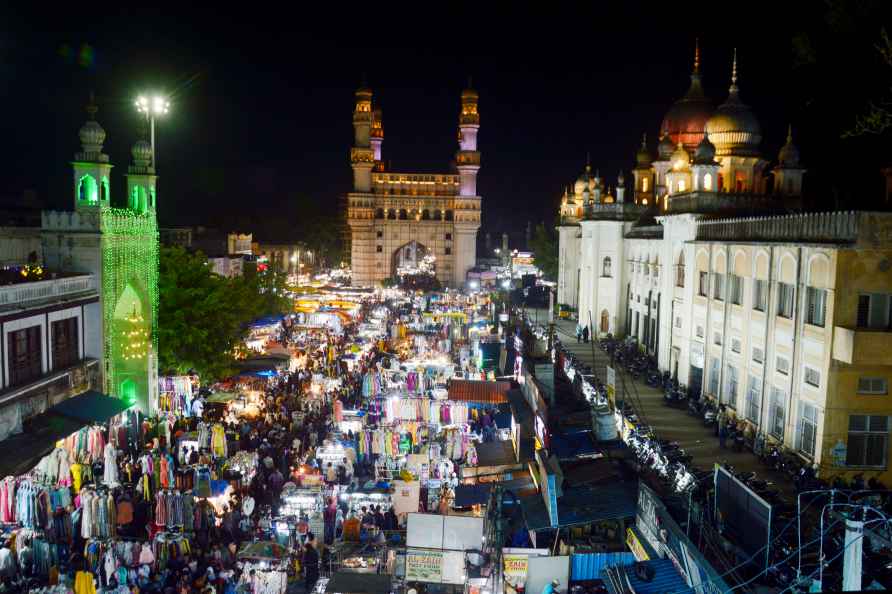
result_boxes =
[135,94,170,167]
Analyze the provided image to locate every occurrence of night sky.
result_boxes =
[3,3,890,242]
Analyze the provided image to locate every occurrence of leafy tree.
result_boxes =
[158,246,290,382]
[530,222,558,281]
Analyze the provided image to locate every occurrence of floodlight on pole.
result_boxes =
[135,94,170,168]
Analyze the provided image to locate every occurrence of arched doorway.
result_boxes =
[113,282,151,411]
[392,240,434,278]
[600,309,609,334]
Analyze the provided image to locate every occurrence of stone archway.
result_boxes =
[392,240,434,278]
[600,309,609,334]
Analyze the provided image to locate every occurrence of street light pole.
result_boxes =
[135,95,170,168]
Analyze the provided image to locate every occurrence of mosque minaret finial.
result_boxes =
[731,48,738,89]
[693,38,701,74]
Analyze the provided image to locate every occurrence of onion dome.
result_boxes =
[574,158,594,195]
[660,40,713,151]
[705,49,762,157]
[131,139,152,167]
[79,99,106,154]
[671,141,690,170]
[777,125,800,168]
[635,133,652,167]
[693,133,716,164]
[657,133,676,161]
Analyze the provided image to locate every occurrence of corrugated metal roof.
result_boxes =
[447,379,511,403]
[606,559,693,594]
[571,552,637,581]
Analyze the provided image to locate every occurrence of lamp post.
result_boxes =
[135,95,170,167]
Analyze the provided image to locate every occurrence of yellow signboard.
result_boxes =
[626,527,650,561]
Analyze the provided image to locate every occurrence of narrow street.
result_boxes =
[544,313,795,492]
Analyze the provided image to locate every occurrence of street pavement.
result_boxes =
[539,312,794,493]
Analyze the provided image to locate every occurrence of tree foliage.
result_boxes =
[158,246,290,382]
[530,222,558,281]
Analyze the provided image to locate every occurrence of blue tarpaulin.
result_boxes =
[550,431,597,461]
[454,484,492,507]
[250,316,284,327]
[571,552,636,581]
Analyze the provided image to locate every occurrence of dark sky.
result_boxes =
[3,3,890,241]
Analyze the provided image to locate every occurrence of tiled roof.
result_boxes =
[447,379,511,404]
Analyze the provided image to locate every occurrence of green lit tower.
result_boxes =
[44,98,159,413]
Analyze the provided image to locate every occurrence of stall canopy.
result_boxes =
[49,390,132,423]
[454,484,492,507]
[205,391,240,404]
[237,541,287,561]
[325,572,392,594]
[520,482,638,531]
[0,390,132,478]
[447,379,511,404]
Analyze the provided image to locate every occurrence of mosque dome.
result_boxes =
[131,139,152,166]
[660,41,713,151]
[79,119,106,153]
[705,50,762,157]
[693,133,716,164]
[777,125,800,168]
[635,135,652,167]
[657,134,676,161]
[574,163,594,196]
[670,142,690,170]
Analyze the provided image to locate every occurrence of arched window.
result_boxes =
[422,209,431,220]
[398,209,407,220]
[703,173,713,191]
[78,174,98,204]
[445,210,454,221]
[100,177,110,203]
[602,256,612,277]
[677,179,686,192]
[375,208,384,219]
[387,209,396,220]
[149,188,155,209]
[676,252,685,288]
[642,176,649,192]
[434,210,443,221]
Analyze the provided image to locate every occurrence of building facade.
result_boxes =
[558,45,892,482]
[346,86,481,287]
[39,100,159,413]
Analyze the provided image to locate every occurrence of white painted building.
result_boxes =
[558,44,892,482]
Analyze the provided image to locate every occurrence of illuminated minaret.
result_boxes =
[371,108,384,171]
[351,86,374,191]
[456,81,481,196]
[72,96,112,211]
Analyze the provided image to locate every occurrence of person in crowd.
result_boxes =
[303,533,320,592]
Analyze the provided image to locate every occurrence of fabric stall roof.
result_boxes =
[49,390,133,424]
[0,390,131,478]
[205,391,240,404]
[447,379,511,404]
[325,572,392,594]
[249,315,284,327]
[475,440,517,467]
[550,431,597,461]
[0,413,85,478]
[519,482,639,531]
[454,484,492,507]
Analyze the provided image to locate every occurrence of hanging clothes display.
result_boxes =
[78,489,116,539]
[62,426,106,464]
[151,532,190,571]
[153,490,189,529]
[157,376,194,416]
[102,443,118,487]
[210,424,227,458]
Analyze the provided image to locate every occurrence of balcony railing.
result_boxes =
[0,358,100,409]
[0,274,97,308]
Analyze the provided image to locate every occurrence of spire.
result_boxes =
[786,123,793,143]
[641,132,647,148]
[86,91,98,120]
[585,152,591,173]
[693,38,701,74]
[730,48,738,92]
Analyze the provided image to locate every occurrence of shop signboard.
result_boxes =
[503,554,529,590]
[626,528,650,561]
[406,549,443,582]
